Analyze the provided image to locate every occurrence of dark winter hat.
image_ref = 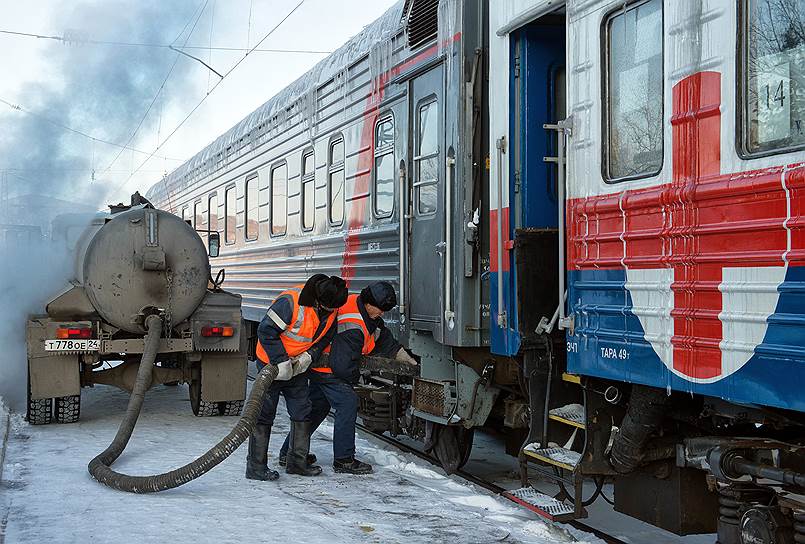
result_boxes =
[361,281,397,312]
[316,275,349,309]
[298,273,330,307]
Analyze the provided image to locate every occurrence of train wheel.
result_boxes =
[54,395,81,423]
[189,379,218,417]
[433,425,474,474]
[218,400,243,416]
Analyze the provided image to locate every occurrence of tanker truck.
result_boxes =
[25,194,248,424]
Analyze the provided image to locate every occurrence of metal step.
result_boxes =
[549,403,585,429]
[561,372,581,384]
[502,487,576,522]
[523,444,581,471]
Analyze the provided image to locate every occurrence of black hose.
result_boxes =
[88,315,278,493]
[609,385,670,473]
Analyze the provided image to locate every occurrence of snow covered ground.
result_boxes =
[0,385,600,544]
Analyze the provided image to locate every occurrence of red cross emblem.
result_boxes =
[569,71,804,382]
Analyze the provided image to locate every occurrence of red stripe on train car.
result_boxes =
[340,32,463,284]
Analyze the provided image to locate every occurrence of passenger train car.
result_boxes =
[147,0,805,540]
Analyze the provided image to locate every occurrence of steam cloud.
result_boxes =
[0,0,199,411]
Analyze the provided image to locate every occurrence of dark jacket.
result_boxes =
[256,296,336,365]
[329,295,401,383]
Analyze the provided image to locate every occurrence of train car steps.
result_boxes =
[502,487,576,522]
[548,403,585,429]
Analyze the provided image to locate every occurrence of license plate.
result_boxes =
[44,339,101,351]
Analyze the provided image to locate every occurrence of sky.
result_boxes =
[0,0,399,207]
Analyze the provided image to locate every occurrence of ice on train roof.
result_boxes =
[146,1,406,201]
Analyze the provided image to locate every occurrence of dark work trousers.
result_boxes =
[256,368,312,427]
[279,371,359,461]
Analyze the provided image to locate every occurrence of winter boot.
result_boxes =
[333,457,373,475]
[245,424,279,481]
[286,420,322,476]
[278,452,317,467]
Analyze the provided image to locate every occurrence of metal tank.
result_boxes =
[25,196,247,425]
[82,207,209,334]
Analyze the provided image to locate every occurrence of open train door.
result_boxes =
[407,66,445,330]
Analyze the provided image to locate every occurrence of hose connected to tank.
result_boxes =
[88,314,278,493]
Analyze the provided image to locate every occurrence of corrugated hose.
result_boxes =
[88,314,278,493]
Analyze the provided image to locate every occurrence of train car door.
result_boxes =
[408,66,444,326]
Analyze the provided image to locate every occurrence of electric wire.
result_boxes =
[107,0,307,198]
[100,0,210,177]
[0,29,331,54]
[0,96,182,162]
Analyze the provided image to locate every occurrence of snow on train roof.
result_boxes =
[147,1,406,201]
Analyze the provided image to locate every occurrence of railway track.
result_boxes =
[352,420,628,544]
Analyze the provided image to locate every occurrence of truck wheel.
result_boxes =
[218,400,244,416]
[189,379,218,417]
[26,372,52,425]
[27,397,53,425]
[55,395,81,423]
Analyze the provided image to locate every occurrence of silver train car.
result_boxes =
[146,0,503,469]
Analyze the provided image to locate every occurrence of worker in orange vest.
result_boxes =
[246,274,348,481]
[279,281,418,474]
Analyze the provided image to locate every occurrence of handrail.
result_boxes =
[495,136,507,328]
[398,166,407,320]
[444,154,456,330]
[543,117,573,330]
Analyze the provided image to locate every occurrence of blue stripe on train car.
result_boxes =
[566,268,805,412]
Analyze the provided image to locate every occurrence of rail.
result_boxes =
[351,419,628,544]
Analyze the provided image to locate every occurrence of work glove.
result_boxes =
[395,347,418,366]
[274,360,293,381]
[291,351,313,376]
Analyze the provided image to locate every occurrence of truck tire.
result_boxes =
[189,379,218,417]
[26,372,52,425]
[55,395,81,423]
[218,400,244,416]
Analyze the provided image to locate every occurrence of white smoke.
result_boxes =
[0,233,80,411]
[0,0,200,412]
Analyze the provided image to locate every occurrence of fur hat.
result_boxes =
[360,281,397,312]
[315,275,348,309]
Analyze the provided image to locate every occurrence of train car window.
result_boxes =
[329,138,345,225]
[194,200,206,230]
[416,99,439,215]
[181,206,189,223]
[302,151,315,231]
[225,186,236,245]
[208,193,219,233]
[742,0,805,156]
[245,175,259,241]
[603,0,663,182]
[374,115,395,218]
[271,163,288,236]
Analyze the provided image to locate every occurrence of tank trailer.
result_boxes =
[25,195,248,424]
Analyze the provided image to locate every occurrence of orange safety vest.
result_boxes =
[314,294,380,373]
[256,285,337,364]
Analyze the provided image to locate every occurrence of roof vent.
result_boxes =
[404,0,439,50]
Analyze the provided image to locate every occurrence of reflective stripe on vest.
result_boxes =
[256,285,336,364]
[315,295,379,373]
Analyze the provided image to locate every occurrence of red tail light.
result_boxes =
[201,325,235,337]
[56,327,92,339]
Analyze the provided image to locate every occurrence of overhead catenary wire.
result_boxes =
[100,0,210,177]
[107,0,307,198]
[0,29,331,54]
[0,96,183,162]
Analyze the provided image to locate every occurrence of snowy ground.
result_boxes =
[0,385,601,544]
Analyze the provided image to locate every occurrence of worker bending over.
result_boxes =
[280,281,417,474]
[246,274,348,481]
